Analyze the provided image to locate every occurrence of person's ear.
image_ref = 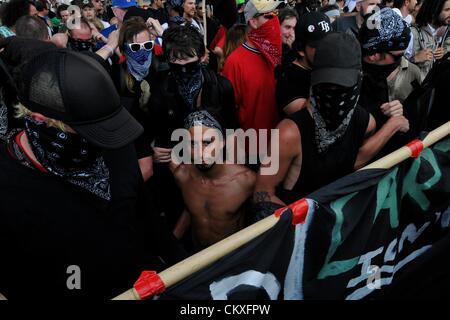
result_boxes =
[30,112,48,123]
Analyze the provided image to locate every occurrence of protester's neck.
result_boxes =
[245,39,256,49]
[151,4,159,10]
[184,14,193,22]
[198,163,225,179]
[19,131,41,166]
[400,7,409,18]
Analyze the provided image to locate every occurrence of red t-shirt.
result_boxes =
[209,25,227,51]
[222,43,280,131]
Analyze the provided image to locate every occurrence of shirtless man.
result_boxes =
[170,111,256,250]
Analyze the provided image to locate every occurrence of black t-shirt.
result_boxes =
[0,141,183,299]
[276,63,311,116]
[333,15,359,37]
[277,106,370,203]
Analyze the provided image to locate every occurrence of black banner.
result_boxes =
[159,137,450,300]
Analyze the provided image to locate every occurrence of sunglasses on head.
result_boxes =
[168,60,200,74]
[127,40,154,52]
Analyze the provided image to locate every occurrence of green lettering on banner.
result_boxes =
[374,168,399,228]
[433,137,450,153]
[318,192,359,279]
[402,149,442,211]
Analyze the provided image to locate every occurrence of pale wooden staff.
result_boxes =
[113,121,450,300]
[202,0,207,46]
[113,214,280,300]
[361,121,450,170]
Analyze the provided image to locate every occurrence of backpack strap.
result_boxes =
[413,26,425,50]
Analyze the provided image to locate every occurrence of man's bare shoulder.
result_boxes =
[172,163,192,182]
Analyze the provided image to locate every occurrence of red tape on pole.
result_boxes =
[289,198,309,225]
[274,198,309,225]
[133,271,166,300]
[274,207,286,218]
[406,139,424,158]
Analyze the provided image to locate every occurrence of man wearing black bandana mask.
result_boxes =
[67,17,96,52]
[253,32,409,213]
[146,25,237,232]
[359,7,419,131]
[0,49,187,299]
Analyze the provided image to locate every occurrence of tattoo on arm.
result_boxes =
[253,191,271,203]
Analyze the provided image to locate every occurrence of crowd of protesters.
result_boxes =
[0,0,449,299]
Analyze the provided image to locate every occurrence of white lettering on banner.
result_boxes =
[209,270,280,300]
[441,205,450,228]
[346,246,431,300]
[346,221,434,299]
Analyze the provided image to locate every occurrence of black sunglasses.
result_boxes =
[127,40,154,52]
[169,60,200,74]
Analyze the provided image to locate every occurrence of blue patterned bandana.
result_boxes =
[360,7,411,55]
[124,45,153,81]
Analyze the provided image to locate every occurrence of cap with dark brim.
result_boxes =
[71,106,144,149]
[311,67,360,87]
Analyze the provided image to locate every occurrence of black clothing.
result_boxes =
[112,55,167,159]
[360,69,414,156]
[123,6,154,23]
[208,0,237,29]
[123,6,169,25]
[277,106,369,203]
[147,8,169,25]
[147,66,238,148]
[0,140,185,299]
[360,69,389,128]
[333,15,359,37]
[276,62,311,116]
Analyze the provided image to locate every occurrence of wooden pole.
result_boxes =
[113,214,280,300]
[360,121,450,170]
[202,0,207,46]
[113,121,450,300]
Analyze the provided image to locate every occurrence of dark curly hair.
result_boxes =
[162,25,205,62]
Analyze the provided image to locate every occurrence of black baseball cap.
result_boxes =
[17,49,143,149]
[293,11,332,51]
[311,32,362,87]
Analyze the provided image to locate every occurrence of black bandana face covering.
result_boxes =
[24,117,111,201]
[311,80,361,153]
[68,37,94,52]
[362,58,401,81]
[170,61,203,109]
[312,83,360,131]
